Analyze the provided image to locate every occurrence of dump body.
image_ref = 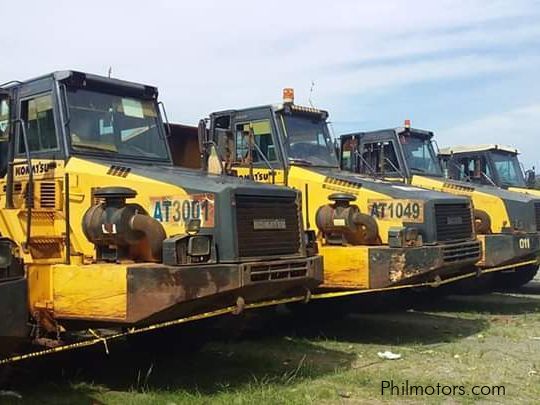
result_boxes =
[0,72,322,355]
[340,128,540,274]
[167,102,482,294]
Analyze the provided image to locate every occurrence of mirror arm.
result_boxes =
[354,150,378,179]
[158,101,171,137]
[250,139,276,181]
[60,84,71,127]
[481,171,497,187]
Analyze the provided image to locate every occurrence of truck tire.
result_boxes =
[474,209,491,234]
[493,264,539,290]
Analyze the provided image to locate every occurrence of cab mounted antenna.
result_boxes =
[308,80,315,107]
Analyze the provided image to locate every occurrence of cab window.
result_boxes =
[234,120,277,163]
[452,156,492,184]
[0,98,9,141]
[0,98,10,177]
[340,137,357,171]
[361,141,400,174]
[19,94,57,153]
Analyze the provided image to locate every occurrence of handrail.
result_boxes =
[7,119,34,249]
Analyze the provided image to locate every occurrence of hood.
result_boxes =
[91,158,298,198]
[314,168,469,203]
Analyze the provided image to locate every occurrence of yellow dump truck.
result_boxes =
[438,144,539,195]
[340,125,540,286]
[0,73,322,361]
[167,90,482,298]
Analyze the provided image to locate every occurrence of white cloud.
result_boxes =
[0,0,539,130]
[438,104,540,168]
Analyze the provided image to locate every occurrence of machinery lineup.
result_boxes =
[0,72,538,366]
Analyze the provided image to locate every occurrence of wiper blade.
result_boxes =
[410,167,425,172]
[288,157,313,166]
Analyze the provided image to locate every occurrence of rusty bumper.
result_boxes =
[367,240,481,289]
[477,233,540,268]
[123,256,322,325]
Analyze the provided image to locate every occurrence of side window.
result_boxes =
[0,98,10,177]
[19,94,57,154]
[361,141,400,174]
[450,157,469,180]
[453,156,491,184]
[340,137,356,171]
[234,120,277,163]
[0,98,9,141]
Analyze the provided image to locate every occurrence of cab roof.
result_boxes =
[438,144,520,156]
[210,102,329,120]
[1,70,158,99]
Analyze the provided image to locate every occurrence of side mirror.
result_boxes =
[0,97,10,142]
[526,168,536,189]
[197,119,207,156]
[207,144,223,175]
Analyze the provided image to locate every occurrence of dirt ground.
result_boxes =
[1,277,539,404]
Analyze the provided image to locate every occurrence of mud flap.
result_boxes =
[0,239,29,352]
[0,278,29,349]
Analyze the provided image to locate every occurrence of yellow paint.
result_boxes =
[52,263,127,321]
[319,245,369,288]
[0,156,199,325]
[508,186,540,197]
[411,175,511,233]
[27,264,54,309]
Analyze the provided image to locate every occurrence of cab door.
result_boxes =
[357,135,404,179]
[212,111,286,185]
[12,90,68,261]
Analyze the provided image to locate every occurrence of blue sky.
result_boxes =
[2,0,539,167]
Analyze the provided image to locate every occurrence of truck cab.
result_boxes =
[168,91,482,296]
[0,72,322,359]
[340,125,540,286]
[438,144,539,195]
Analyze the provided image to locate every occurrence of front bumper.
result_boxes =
[477,233,540,268]
[320,240,481,290]
[53,256,323,327]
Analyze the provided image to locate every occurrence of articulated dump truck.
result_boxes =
[0,72,322,362]
[167,90,482,298]
[340,124,540,287]
[438,144,538,195]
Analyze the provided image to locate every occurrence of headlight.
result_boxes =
[188,235,211,256]
[163,234,212,265]
[388,226,422,248]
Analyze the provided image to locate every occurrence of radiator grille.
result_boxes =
[250,261,308,282]
[535,203,540,231]
[236,194,301,258]
[442,240,481,263]
[40,182,57,209]
[435,203,473,242]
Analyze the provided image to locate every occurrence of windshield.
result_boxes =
[279,114,339,167]
[66,88,170,161]
[490,151,526,187]
[400,134,442,176]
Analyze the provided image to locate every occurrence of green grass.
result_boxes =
[2,281,540,404]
